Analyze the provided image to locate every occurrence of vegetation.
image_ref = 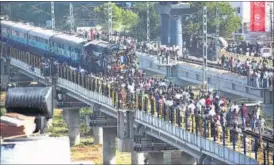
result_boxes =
[1,2,241,40]
[93,3,139,32]
[183,2,242,38]
[130,2,160,41]
[0,92,6,116]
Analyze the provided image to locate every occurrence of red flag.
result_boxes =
[250,2,266,32]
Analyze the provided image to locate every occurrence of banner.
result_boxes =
[250,2,266,32]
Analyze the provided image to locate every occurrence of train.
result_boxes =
[0,19,120,72]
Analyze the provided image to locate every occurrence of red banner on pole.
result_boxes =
[250,2,266,32]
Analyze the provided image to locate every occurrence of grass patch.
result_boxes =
[48,109,68,137]
[0,92,6,116]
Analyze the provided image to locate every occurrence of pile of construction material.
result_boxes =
[0,113,36,139]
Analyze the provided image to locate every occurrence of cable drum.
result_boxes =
[5,87,53,119]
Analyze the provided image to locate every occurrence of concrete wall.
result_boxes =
[1,136,71,164]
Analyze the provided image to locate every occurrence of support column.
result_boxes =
[170,15,183,55]
[0,59,4,75]
[160,14,170,46]
[103,128,116,165]
[131,151,145,164]
[93,127,103,145]
[65,109,80,146]
[180,152,197,165]
[147,152,164,165]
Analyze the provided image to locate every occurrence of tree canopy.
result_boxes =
[93,3,139,32]
[129,2,160,42]
[183,2,242,38]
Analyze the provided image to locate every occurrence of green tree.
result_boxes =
[94,3,138,32]
[183,2,242,38]
[130,2,160,41]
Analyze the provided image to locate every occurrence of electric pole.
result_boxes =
[147,2,150,43]
[270,6,273,51]
[108,2,112,41]
[215,5,219,61]
[51,1,55,30]
[202,6,208,94]
[69,3,75,34]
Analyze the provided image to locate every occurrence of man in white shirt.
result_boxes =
[187,100,196,115]
[231,102,239,113]
[257,115,265,137]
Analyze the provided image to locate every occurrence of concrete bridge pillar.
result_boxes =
[103,127,116,165]
[1,58,4,75]
[180,152,199,165]
[64,109,81,146]
[93,127,103,145]
[160,14,170,46]
[131,151,145,164]
[147,152,164,164]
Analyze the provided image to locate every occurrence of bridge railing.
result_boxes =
[135,110,258,165]
[58,78,113,108]
[57,74,259,165]
[10,58,42,78]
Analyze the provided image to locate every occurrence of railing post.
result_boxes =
[203,118,207,137]
[243,134,246,155]
[222,125,226,146]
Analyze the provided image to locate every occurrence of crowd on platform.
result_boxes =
[37,39,269,143]
[220,54,273,88]
[82,31,273,85]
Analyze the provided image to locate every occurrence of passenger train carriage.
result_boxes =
[0,19,120,72]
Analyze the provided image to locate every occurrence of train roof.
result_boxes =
[1,20,33,33]
[28,27,58,40]
[84,40,115,48]
[51,33,87,46]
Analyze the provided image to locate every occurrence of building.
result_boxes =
[230,1,273,42]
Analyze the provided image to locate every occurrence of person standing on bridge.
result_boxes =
[257,115,265,139]
[240,103,248,130]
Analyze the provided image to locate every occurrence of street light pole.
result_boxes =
[69,3,75,34]
[147,2,150,43]
[51,1,55,30]
[202,6,208,95]
[108,2,112,42]
[270,6,273,51]
[215,4,219,61]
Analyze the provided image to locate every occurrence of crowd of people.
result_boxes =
[76,31,273,89]
[220,54,273,88]
[38,40,269,142]
[4,36,271,159]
